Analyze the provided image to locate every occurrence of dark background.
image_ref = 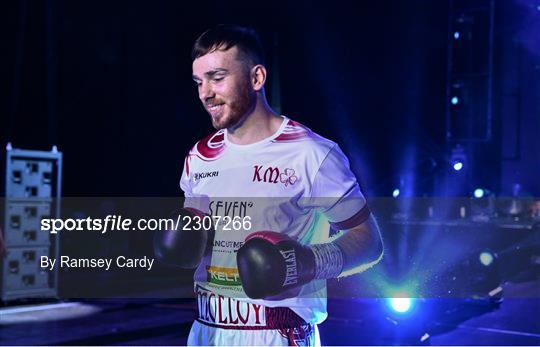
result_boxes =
[1,2,540,345]
[1,0,539,197]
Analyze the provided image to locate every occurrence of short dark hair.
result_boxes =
[191,25,265,66]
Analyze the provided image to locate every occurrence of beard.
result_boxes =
[208,81,257,130]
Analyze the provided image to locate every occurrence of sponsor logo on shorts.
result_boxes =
[206,266,242,286]
[196,285,266,327]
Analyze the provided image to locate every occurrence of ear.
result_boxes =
[250,65,267,91]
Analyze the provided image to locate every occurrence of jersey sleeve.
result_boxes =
[179,156,192,197]
[179,155,210,213]
[301,144,369,229]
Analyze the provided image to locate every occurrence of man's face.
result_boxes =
[192,46,256,130]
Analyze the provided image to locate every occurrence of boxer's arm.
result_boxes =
[237,211,383,299]
[308,209,383,280]
[301,144,383,277]
[334,213,383,277]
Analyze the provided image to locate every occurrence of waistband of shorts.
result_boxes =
[196,305,308,330]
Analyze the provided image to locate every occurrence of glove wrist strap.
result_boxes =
[311,243,344,279]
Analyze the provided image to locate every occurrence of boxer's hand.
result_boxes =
[153,208,211,269]
[236,231,316,299]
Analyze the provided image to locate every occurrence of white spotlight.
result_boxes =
[390,298,412,313]
[474,188,485,198]
[453,161,463,171]
[479,252,494,266]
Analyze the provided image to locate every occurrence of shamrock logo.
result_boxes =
[280,168,298,187]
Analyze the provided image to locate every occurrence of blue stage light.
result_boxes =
[479,252,494,266]
[453,161,463,171]
[392,188,400,198]
[474,188,485,198]
[451,96,459,105]
[389,297,412,313]
[453,31,460,39]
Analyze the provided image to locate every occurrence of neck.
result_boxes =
[227,97,282,145]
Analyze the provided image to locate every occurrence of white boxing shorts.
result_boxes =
[187,285,320,346]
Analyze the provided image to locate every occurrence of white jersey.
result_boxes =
[180,116,366,325]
